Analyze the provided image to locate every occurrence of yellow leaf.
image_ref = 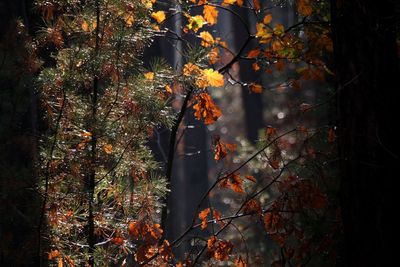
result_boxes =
[187,15,205,32]
[199,31,215,47]
[263,14,272,24]
[144,72,154,80]
[222,0,237,5]
[203,5,218,25]
[151,11,166,23]
[256,23,272,44]
[202,69,224,87]
[103,144,113,154]
[165,84,173,93]
[58,258,63,267]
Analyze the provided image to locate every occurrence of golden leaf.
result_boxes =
[199,31,215,47]
[202,69,224,87]
[151,11,166,23]
[203,5,218,25]
[144,72,154,80]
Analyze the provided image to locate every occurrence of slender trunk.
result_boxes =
[87,1,100,265]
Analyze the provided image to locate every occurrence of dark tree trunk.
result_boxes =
[0,1,40,266]
[332,1,399,266]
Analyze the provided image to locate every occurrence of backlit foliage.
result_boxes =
[33,0,339,266]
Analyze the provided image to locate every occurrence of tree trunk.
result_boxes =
[332,1,399,266]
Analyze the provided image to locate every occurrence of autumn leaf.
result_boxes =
[112,237,124,245]
[247,48,260,58]
[203,5,218,25]
[124,14,135,26]
[265,126,277,137]
[229,173,244,193]
[263,14,273,24]
[207,237,233,261]
[103,144,113,154]
[208,47,220,64]
[199,207,210,229]
[249,83,263,93]
[193,93,222,124]
[187,15,205,32]
[81,21,89,32]
[202,69,224,87]
[183,63,201,76]
[252,62,260,71]
[151,11,166,23]
[235,256,247,267]
[144,72,154,80]
[199,31,215,47]
[253,0,261,11]
[213,136,236,161]
[48,249,60,260]
[273,24,285,37]
[165,84,173,93]
[245,175,257,183]
[297,0,313,16]
[256,23,272,43]
[223,0,237,5]
[244,199,262,215]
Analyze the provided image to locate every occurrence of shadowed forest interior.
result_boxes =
[0,0,398,266]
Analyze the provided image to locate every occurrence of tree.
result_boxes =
[3,0,384,266]
[331,0,398,266]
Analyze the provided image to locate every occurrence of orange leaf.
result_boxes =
[263,14,272,24]
[247,48,260,58]
[151,11,166,23]
[112,237,124,245]
[208,47,220,64]
[199,208,210,229]
[297,0,313,16]
[199,31,215,47]
[245,175,257,183]
[252,62,260,71]
[244,199,262,215]
[203,5,218,25]
[103,144,113,154]
[229,173,244,193]
[253,0,261,11]
[48,250,60,260]
[235,256,247,267]
[249,83,263,93]
[193,93,222,125]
